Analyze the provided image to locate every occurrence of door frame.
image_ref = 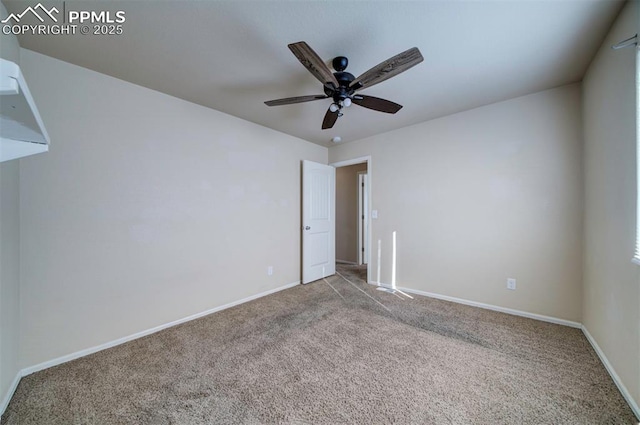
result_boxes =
[330,155,372,283]
[357,171,368,265]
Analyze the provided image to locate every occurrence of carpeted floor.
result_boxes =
[2,264,636,424]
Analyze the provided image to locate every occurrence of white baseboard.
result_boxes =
[336,260,358,265]
[0,371,22,417]
[581,325,640,420]
[369,281,581,328]
[21,280,300,377]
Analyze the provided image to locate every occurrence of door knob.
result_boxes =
[305,226,311,230]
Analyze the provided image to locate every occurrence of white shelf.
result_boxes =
[0,58,49,162]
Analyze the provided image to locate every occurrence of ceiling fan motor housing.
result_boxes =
[334,71,355,87]
[324,70,356,103]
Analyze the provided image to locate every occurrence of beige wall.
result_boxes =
[0,161,20,411]
[0,1,22,410]
[0,2,19,64]
[336,163,367,263]
[582,0,639,409]
[329,84,583,322]
[17,49,327,368]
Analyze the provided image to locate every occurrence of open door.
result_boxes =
[302,160,335,284]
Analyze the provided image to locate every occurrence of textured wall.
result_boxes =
[582,0,639,410]
[0,1,19,64]
[18,49,327,368]
[0,0,22,413]
[330,84,583,322]
[0,161,20,412]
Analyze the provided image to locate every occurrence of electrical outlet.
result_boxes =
[507,278,516,290]
[267,266,273,276]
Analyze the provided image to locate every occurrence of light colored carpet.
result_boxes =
[2,264,636,424]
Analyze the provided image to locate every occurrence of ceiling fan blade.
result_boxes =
[322,107,339,130]
[350,47,423,90]
[265,95,328,106]
[352,95,403,114]
[288,41,340,89]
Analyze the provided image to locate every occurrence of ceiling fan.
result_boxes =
[265,42,424,130]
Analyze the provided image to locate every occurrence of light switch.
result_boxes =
[371,210,378,219]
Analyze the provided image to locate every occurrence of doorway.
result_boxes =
[357,172,369,266]
[332,157,371,283]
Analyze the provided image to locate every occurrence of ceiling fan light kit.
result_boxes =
[265,42,424,130]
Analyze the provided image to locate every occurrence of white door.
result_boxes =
[302,160,335,284]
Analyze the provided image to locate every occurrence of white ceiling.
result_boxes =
[4,0,625,147]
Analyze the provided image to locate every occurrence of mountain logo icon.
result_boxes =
[1,3,59,23]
